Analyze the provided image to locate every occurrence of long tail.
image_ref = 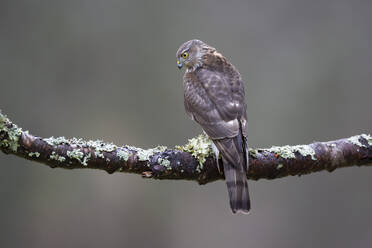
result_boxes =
[223,160,250,214]
[214,133,250,214]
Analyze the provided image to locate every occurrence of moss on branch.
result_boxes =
[1,110,372,184]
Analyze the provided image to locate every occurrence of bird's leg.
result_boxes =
[202,130,223,174]
[211,142,223,175]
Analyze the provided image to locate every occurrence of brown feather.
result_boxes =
[180,40,250,213]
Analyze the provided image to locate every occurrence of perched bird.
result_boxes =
[176,39,250,214]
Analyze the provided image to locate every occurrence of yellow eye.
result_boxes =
[181,52,188,59]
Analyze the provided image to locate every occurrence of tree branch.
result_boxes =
[1,110,371,184]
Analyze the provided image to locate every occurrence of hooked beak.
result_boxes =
[177,60,183,69]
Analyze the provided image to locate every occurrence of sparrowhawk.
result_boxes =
[176,39,250,214]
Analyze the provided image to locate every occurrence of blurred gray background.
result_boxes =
[1,0,371,247]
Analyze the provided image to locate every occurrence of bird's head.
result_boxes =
[176,39,214,71]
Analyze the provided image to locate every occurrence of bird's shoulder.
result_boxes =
[195,51,244,96]
[202,51,240,76]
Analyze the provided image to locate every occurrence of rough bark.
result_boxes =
[1,111,372,184]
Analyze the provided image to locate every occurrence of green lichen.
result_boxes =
[66,149,84,160]
[28,152,40,158]
[82,153,91,166]
[49,152,66,162]
[136,148,154,162]
[176,133,213,167]
[157,157,171,170]
[0,112,22,152]
[361,134,372,146]
[42,133,174,167]
[44,136,69,146]
[116,149,131,161]
[277,164,283,169]
[267,144,316,160]
[66,149,90,166]
[86,139,117,159]
[249,149,258,158]
[45,137,117,155]
[45,136,120,162]
[94,151,105,158]
[352,134,372,147]
[348,135,366,147]
[126,145,167,164]
[85,139,117,152]
[195,163,203,173]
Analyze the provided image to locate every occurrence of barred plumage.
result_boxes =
[176,39,250,214]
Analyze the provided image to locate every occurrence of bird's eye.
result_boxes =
[181,52,189,59]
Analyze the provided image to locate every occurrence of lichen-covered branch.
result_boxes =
[1,111,372,184]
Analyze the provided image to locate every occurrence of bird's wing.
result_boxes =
[183,67,250,213]
[184,68,246,139]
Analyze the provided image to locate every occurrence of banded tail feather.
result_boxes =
[214,134,250,214]
[223,161,250,214]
